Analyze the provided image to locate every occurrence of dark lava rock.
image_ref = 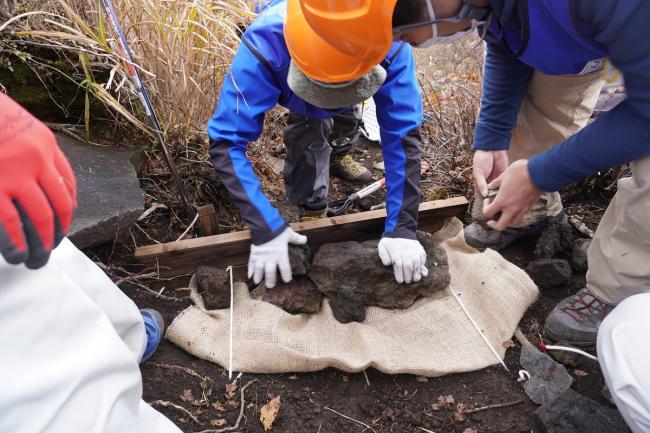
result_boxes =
[289,244,311,276]
[309,231,450,312]
[520,345,573,405]
[534,389,628,433]
[526,259,572,289]
[195,266,230,310]
[251,276,322,314]
[571,238,591,273]
[534,213,574,259]
[329,288,365,323]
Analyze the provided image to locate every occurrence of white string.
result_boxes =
[450,288,509,371]
[544,345,598,362]
[227,265,234,380]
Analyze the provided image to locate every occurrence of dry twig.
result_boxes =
[324,407,378,433]
[194,379,258,433]
[150,399,201,424]
[569,215,595,238]
[146,362,214,384]
[464,398,525,414]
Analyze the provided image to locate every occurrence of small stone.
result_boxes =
[289,244,311,276]
[534,213,574,259]
[470,190,498,226]
[309,231,449,310]
[254,276,322,314]
[534,389,628,433]
[526,259,572,289]
[329,288,366,323]
[195,266,230,310]
[571,239,591,273]
[520,345,574,405]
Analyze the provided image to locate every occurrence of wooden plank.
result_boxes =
[135,197,468,276]
[197,204,219,235]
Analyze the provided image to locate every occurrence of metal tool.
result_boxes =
[100,0,193,215]
[327,160,430,217]
[327,178,386,217]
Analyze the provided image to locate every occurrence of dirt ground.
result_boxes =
[126,231,609,433]
[119,133,614,433]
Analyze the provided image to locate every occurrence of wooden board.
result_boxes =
[135,197,468,276]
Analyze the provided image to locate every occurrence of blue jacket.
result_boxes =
[207,0,423,244]
[475,0,650,192]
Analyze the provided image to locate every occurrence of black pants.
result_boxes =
[282,106,362,210]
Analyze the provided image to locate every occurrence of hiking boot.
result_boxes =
[544,287,614,346]
[299,206,327,222]
[140,308,164,363]
[330,153,372,183]
[464,220,546,250]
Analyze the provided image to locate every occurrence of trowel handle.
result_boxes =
[356,179,386,200]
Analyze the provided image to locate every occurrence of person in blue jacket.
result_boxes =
[207,0,428,289]
[361,0,650,347]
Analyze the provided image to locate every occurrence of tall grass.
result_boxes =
[1,0,252,143]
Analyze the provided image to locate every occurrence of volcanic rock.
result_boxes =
[309,231,450,318]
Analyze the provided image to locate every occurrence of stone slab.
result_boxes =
[56,134,144,249]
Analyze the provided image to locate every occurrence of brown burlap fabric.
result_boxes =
[166,218,538,376]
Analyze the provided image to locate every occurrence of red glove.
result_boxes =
[0,93,77,268]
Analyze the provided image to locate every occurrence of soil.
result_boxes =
[129,233,609,433]
[84,107,617,433]
[122,131,616,433]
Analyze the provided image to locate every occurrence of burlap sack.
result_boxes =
[166,218,538,376]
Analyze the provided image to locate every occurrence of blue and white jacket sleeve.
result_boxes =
[473,38,534,151]
[374,44,424,240]
[528,0,650,192]
[207,42,286,245]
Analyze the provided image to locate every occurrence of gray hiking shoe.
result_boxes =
[464,220,545,250]
[330,153,372,183]
[544,287,614,346]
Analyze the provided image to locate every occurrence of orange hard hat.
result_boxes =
[284,0,397,82]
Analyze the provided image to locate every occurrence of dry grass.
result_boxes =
[1,0,252,143]
[415,38,484,201]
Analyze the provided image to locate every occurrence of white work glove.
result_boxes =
[248,227,307,288]
[378,237,428,284]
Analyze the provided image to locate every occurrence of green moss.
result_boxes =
[0,43,107,125]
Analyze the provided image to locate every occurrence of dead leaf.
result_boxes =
[502,339,516,349]
[416,376,429,383]
[342,375,349,383]
[288,375,298,380]
[574,369,589,377]
[453,403,467,422]
[226,399,239,409]
[212,401,225,412]
[225,383,238,399]
[260,396,281,431]
[431,395,455,410]
[462,428,477,433]
[210,419,226,427]
[180,389,194,402]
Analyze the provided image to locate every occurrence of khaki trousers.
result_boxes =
[509,70,650,305]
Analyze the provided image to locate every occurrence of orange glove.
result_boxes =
[0,93,77,268]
